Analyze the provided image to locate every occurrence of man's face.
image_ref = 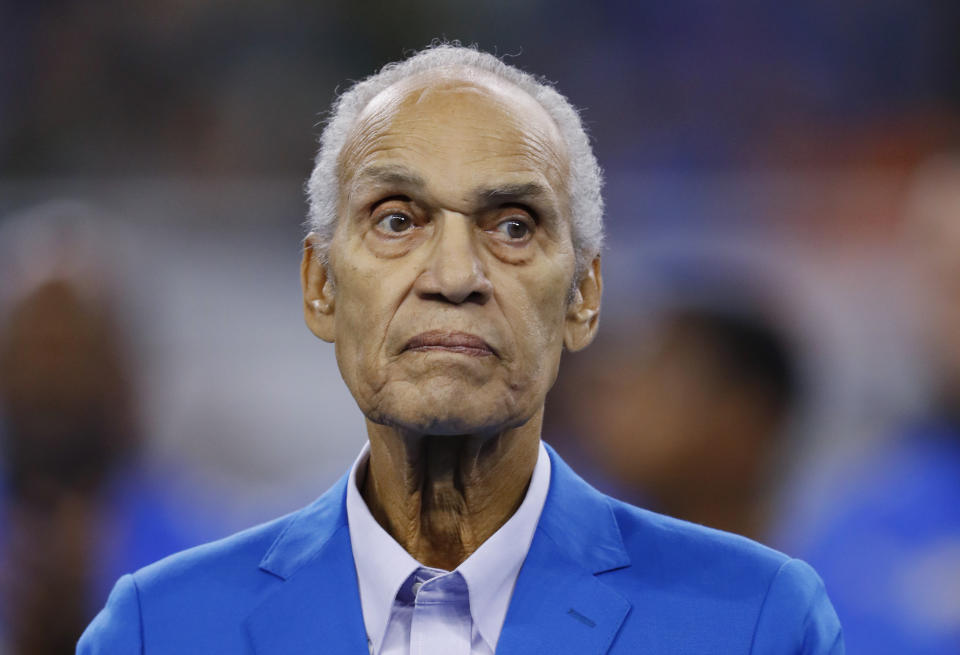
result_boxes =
[304,72,598,436]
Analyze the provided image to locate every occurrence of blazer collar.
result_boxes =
[538,443,631,575]
[245,443,632,655]
[245,473,370,654]
[257,473,351,581]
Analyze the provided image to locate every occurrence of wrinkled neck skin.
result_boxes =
[360,410,542,571]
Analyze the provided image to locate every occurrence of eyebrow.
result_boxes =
[353,165,427,190]
[473,182,550,206]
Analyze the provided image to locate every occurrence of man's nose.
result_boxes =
[415,212,493,305]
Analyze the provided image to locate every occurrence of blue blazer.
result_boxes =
[78,445,843,653]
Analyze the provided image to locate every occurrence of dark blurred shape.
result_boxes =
[906,157,960,417]
[0,207,216,653]
[548,301,799,542]
[0,278,135,505]
[789,155,960,654]
[0,278,133,652]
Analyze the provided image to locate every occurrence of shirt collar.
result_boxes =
[346,440,551,654]
[458,440,551,650]
[346,444,422,654]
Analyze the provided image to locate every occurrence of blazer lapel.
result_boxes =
[496,445,632,655]
[245,474,369,654]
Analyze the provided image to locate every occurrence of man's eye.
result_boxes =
[496,219,532,241]
[375,212,413,234]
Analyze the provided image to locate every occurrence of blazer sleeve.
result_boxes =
[76,574,144,655]
[750,558,844,655]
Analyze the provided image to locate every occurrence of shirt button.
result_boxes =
[412,581,423,595]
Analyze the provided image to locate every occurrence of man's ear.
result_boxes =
[301,232,336,342]
[564,256,602,352]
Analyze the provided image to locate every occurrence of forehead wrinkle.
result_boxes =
[459,150,566,193]
[344,131,438,181]
[338,100,395,164]
[456,127,569,189]
[349,139,561,205]
[339,139,429,202]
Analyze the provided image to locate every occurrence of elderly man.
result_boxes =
[78,44,842,654]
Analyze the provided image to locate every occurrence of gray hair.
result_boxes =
[305,43,604,278]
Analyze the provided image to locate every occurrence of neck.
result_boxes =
[361,410,542,570]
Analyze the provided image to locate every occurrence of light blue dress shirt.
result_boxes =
[346,441,551,655]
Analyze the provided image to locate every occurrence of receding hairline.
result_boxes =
[335,66,570,183]
[357,65,563,124]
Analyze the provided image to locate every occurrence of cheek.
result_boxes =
[331,309,365,398]
[533,264,574,336]
[330,262,398,391]
[503,268,571,379]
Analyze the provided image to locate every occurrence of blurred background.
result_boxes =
[2,1,959,652]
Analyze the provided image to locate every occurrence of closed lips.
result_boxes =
[405,331,496,357]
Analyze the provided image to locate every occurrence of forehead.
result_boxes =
[338,70,570,195]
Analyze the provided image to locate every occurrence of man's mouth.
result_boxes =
[404,331,496,357]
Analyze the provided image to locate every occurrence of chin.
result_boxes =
[365,383,529,436]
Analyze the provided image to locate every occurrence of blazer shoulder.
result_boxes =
[132,468,351,594]
[79,474,353,653]
[131,510,295,593]
[602,498,843,653]
[77,511,301,654]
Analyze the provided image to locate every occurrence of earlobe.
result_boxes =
[301,233,336,342]
[563,256,602,352]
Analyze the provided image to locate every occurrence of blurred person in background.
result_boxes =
[790,155,960,654]
[547,299,800,543]
[0,208,216,654]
